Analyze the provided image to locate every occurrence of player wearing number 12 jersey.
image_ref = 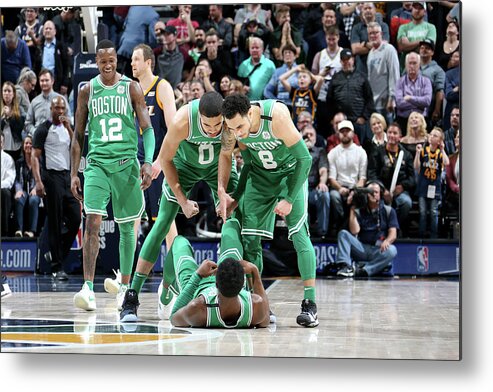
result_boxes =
[70,39,155,312]
[119,91,238,322]
[218,94,319,328]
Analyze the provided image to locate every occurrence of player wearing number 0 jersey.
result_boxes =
[218,94,319,328]
[120,91,238,322]
[70,39,155,312]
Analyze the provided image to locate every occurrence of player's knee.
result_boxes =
[118,221,134,235]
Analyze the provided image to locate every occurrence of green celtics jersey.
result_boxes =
[241,100,296,174]
[87,75,137,167]
[174,99,222,169]
[198,285,254,328]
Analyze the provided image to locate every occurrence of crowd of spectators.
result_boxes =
[0,3,460,241]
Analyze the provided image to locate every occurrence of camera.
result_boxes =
[351,187,374,209]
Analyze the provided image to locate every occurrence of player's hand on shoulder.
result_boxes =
[197,259,218,277]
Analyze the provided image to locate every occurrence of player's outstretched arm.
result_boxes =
[159,105,199,218]
[218,127,237,219]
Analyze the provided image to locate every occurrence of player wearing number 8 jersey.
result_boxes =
[218,94,319,328]
[70,39,155,312]
[119,91,238,322]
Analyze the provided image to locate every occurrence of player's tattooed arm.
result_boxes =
[220,127,236,152]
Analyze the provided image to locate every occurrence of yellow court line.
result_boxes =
[2,333,188,345]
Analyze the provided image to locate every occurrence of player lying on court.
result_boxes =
[120,219,271,328]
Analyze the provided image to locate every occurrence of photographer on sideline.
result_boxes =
[335,180,399,277]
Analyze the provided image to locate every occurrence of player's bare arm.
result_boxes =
[218,127,237,219]
[159,79,177,127]
[70,84,89,201]
[240,260,270,327]
[158,104,199,218]
[130,81,153,190]
[170,297,208,327]
[152,79,177,178]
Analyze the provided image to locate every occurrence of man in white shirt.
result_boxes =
[328,120,368,231]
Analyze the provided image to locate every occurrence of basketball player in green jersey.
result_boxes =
[122,217,270,328]
[70,40,155,311]
[218,93,319,328]
[119,91,238,322]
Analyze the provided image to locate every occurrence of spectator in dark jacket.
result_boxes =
[33,21,71,96]
[326,48,375,144]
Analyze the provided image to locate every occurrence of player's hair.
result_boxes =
[222,93,251,119]
[133,43,155,72]
[96,39,116,52]
[216,258,245,298]
[198,91,223,118]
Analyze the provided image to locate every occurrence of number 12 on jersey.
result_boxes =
[100,118,123,142]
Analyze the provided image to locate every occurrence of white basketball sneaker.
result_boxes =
[157,281,176,320]
[74,282,97,311]
[104,269,121,294]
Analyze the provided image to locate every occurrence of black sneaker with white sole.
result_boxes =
[120,289,140,322]
[337,265,354,277]
[296,299,319,328]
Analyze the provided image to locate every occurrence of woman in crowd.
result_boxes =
[1,81,25,162]
[436,20,459,71]
[218,75,233,98]
[14,135,41,237]
[401,111,428,160]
